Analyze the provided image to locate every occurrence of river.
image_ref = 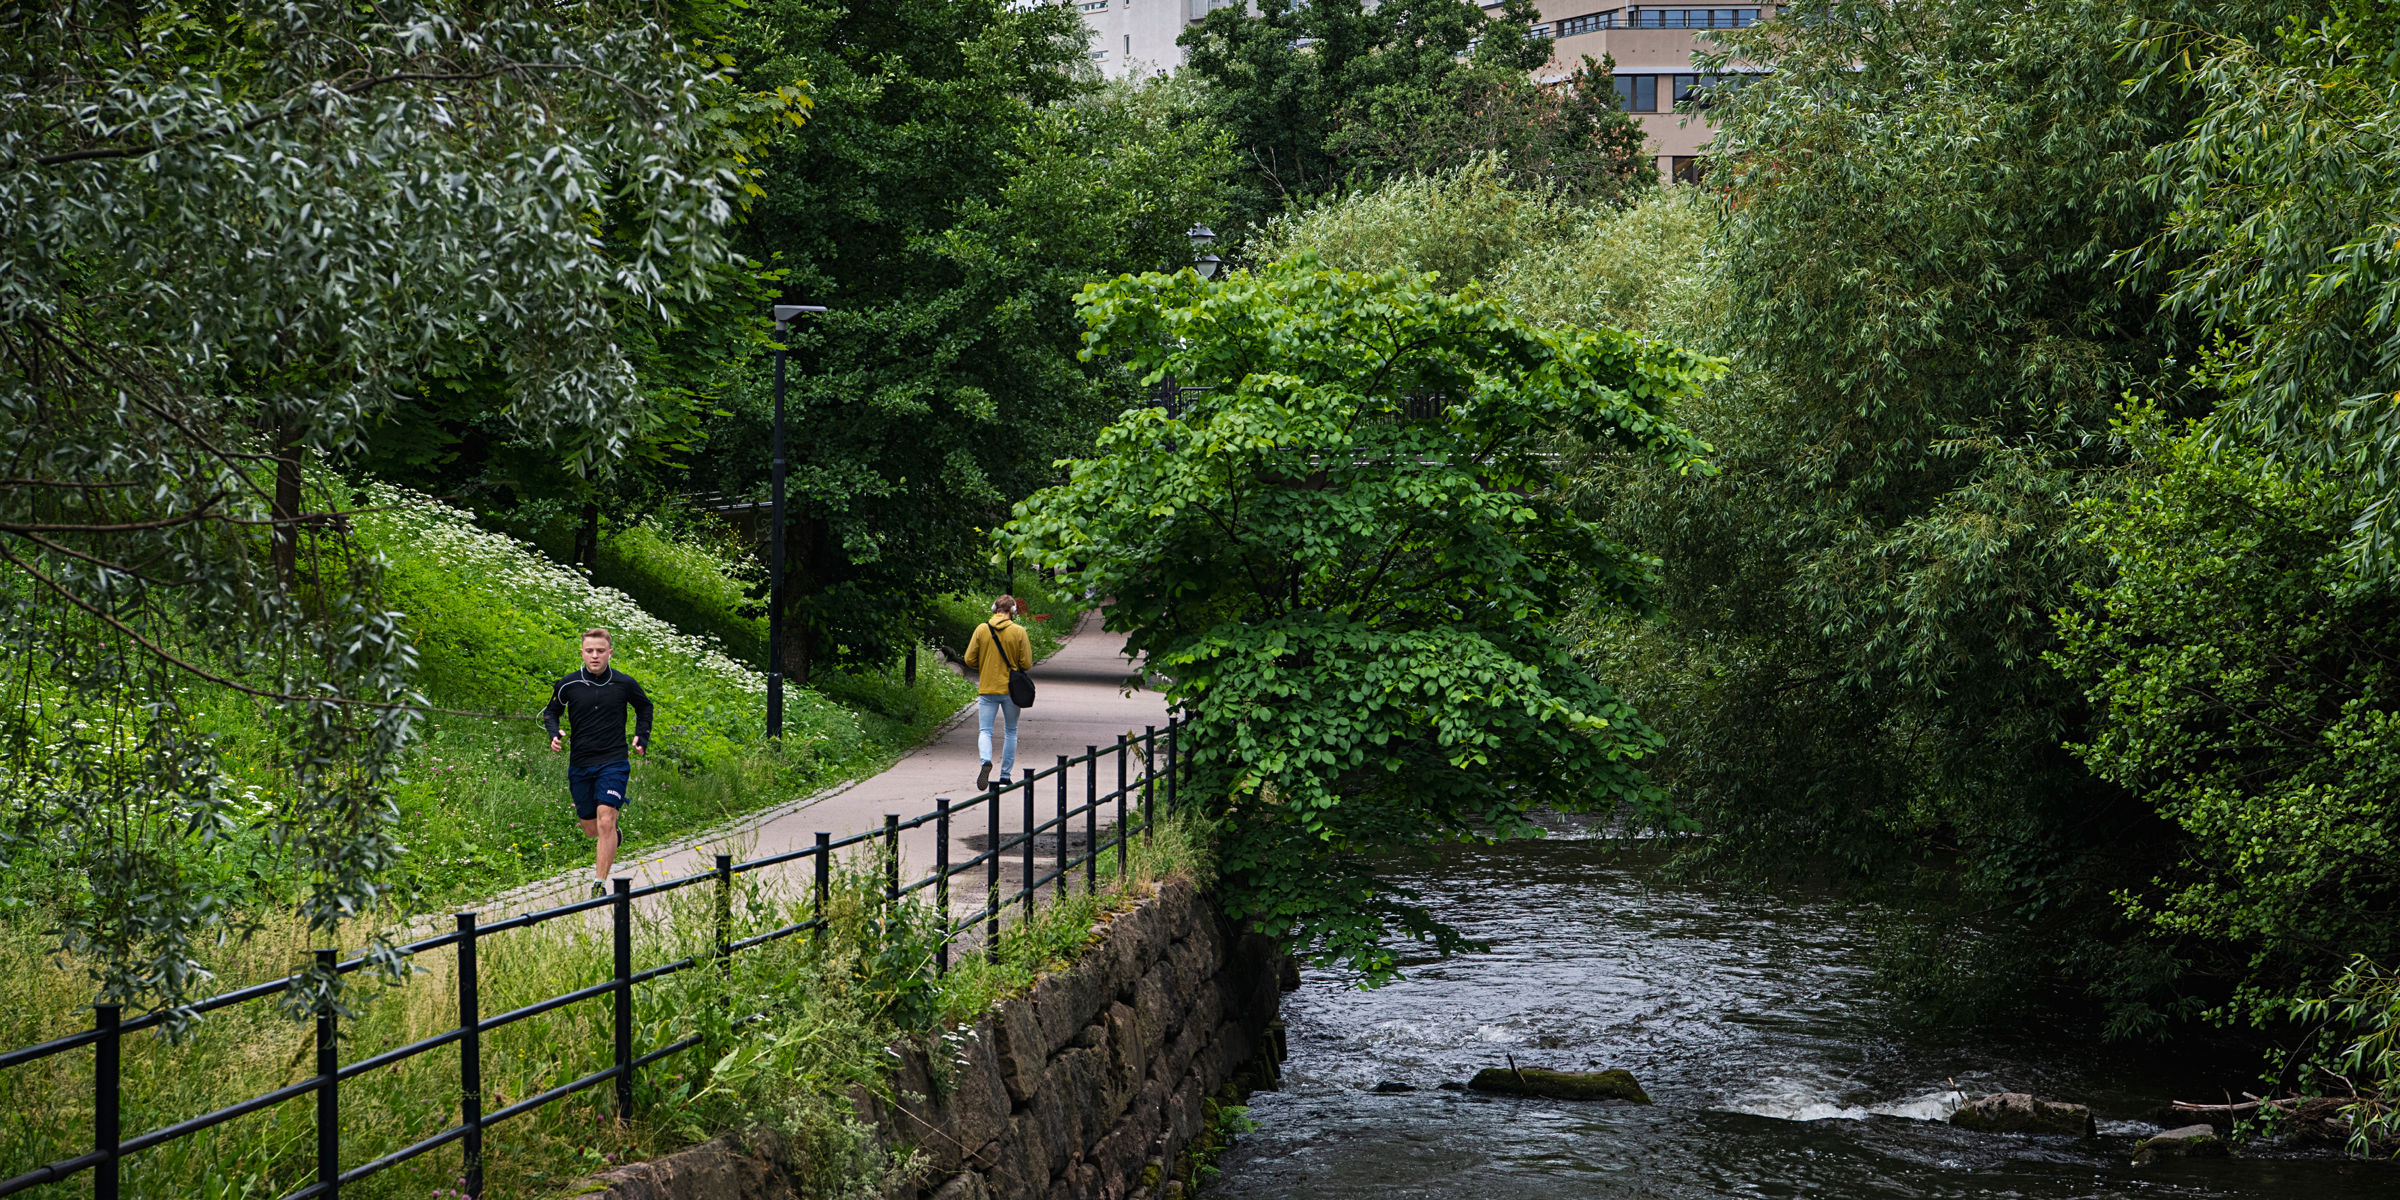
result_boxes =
[1202,833,2392,1199]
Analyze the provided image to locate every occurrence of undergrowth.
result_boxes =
[0,811,1210,1199]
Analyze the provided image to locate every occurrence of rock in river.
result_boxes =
[1467,1066,1651,1103]
[1947,1092,2095,1137]
[2133,1124,2229,1164]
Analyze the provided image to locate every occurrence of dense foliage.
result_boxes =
[1181,0,1652,232]
[1006,260,1715,977]
[700,1,1232,680]
[0,0,761,1014]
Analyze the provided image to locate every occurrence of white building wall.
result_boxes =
[1068,0,1240,79]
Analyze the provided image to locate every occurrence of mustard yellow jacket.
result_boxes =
[963,615,1034,696]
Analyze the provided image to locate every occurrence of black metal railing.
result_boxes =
[0,719,1182,1200]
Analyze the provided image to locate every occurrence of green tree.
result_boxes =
[705,3,1231,680]
[1181,0,1651,232]
[0,0,757,1014]
[1005,258,1715,978]
[2131,0,2400,574]
[1581,0,2274,1032]
[2053,412,2400,1013]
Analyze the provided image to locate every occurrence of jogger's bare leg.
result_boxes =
[578,811,621,881]
[593,806,619,880]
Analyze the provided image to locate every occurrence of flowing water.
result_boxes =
[1202,833,2393,1199]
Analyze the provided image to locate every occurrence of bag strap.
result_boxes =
[982,619,1021,672]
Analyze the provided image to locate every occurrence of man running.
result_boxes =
[542,628,653,896]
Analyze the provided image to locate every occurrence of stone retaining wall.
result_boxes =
[588,877,1287,1200]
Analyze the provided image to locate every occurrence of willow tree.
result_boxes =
[0,0,772,1017]
[1006,259,1715,978]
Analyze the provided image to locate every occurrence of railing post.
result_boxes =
[883,814,900,911]
[315,947,339,1198]
[813,832,831,943]
[713,853,734,975]
[1105,735,1123,890]
[1056,755,1070,899]
[612,877,634,1122]
[457,913,483,1200]
[986,785,1003,963]
[1021,769,1036,920]
[1138,724,1155,861]
[1090,745,1105,892]
[1153,720,1170,841]
[1117,746,1131,883]
[93,1002,119,1200]
[935,798,952,975]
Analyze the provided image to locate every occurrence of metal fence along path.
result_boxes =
[0,721,1181,1200]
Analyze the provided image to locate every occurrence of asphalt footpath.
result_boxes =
[473,608,1172,924]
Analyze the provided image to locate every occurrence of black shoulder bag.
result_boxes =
[982,621,1036,708]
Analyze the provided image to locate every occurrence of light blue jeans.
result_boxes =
[977,694,1020,780]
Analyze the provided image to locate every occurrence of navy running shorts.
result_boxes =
[567,760,631,821]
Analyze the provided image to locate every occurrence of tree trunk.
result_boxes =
[271,422,303,588]
[572,500,600,574]
[780,620,812,689]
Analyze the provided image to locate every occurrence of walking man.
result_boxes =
[543,628,653,896]
[964,595,1033,791]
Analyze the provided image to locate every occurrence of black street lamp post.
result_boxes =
[1157,227,1221,416]
[768,304,826,740]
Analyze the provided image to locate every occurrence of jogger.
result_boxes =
[541,628,653,894]
[963,595,1034,791]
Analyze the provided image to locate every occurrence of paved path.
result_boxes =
[478,610,1171,921]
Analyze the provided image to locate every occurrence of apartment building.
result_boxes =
[1070,0,1766,182]
[1072,0,1236,79]
[1527,4,1769,181]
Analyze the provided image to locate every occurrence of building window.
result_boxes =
[1553,8,1761,34]
[1614,74,1659,112]
[1079,0,1107,9]
[1672,156,1708,184]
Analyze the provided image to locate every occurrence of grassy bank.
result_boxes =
[0,814,1211,1200]
[0,485,980,920]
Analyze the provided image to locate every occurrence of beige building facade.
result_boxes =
[1068,1,1769,180]
[1521,4,1770,181]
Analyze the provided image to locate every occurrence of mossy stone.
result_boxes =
[1466,1066,1651,1103]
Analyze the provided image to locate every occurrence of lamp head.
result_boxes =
[772,304,827,331]
[1195,253,1223,281]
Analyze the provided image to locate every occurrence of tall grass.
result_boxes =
[0,811,1210,1200]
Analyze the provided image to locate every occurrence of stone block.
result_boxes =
[1156,1009,1206,1086]
[1061,1159,1100,1200]
[995,998,1046,1105]
[1183,915,1224,975]
[1034,967,1113,1058]
[1168,934,1210,999]
[1088,913,1144,1001]
[1090,1118,1154,1192]
[2133,1124,2228,1164]
[1131,964,1174,1060]
[1102,1002,1145,1117]
[930,1171,991,1200]
[1155,877,1198,940]
[945,1024,1017,1166]
[1948,1092,2095,1137]
[983,1123,1044,1200]
[582,1134,794,1200]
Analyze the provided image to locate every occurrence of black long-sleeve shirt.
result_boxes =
[541,668,654,768]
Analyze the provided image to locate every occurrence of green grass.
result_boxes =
[0,812,1211,1200]
[0,486,980,918]
[351,484,979,908]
